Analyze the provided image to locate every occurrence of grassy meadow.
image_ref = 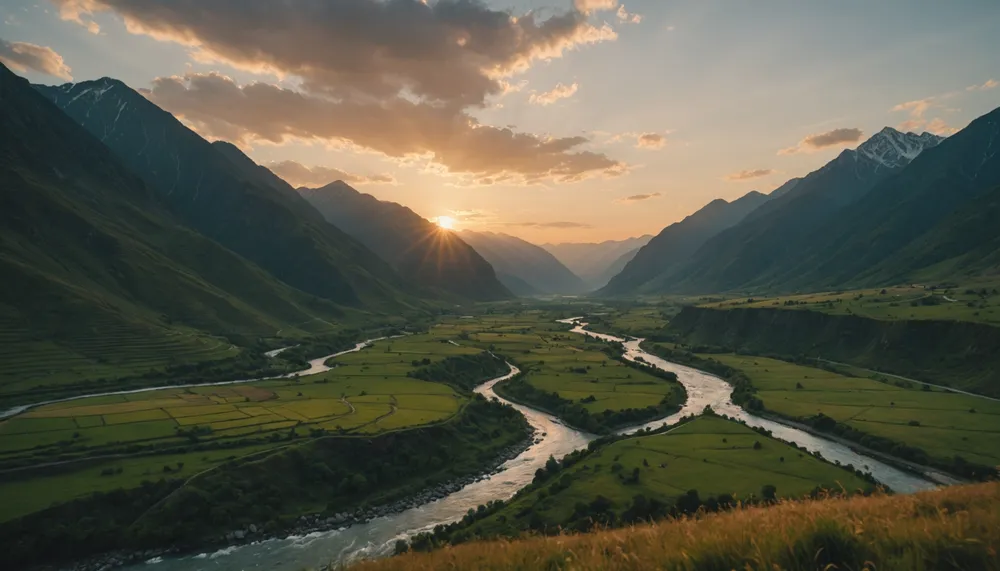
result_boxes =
[359,481,1000,571]
[701,354,1000,468]
[436,416,870,540]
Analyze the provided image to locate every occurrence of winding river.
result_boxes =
[56,320,937,571]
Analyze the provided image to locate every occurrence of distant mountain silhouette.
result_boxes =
[543,236,653,291]
[297,182,511,301]
[459,231,586,295]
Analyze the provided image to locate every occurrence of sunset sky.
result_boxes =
[2,0,999,243]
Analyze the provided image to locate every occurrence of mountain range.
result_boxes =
[458,231,586,296]
[543,236,653,291]
[601,123,1000,296]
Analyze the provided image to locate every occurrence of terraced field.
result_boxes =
[0,308,239,400]
[703,354,1000,468]
[0,333,484,521]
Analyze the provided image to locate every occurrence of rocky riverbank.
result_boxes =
[61,429,536,571]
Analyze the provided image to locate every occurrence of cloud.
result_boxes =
[924,118,959,136]
[725,169,775,181]
[0,38,72,80]
[635,133,666,149]
[148,72,626,185]
[890,96,958,135]
[574,0,618,13]
[967,79,998,91]
[267,160,395,187]
[529,82,579,106]
[51,0,617,107]
[778,127,863,155]
[616,192,661,203]
[616,5,643,24]
[503,221,593,229]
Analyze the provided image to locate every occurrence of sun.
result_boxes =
[435,215,456,230]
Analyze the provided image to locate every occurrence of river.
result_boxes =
[94,320,936,571]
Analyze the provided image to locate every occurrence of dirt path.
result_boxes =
[818,358,1000,402]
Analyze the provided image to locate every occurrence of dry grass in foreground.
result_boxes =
[350,482,999,571]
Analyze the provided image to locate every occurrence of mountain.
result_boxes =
[782,108,1000,288]
[0,63,371,399]
[457,231,586,296]
[35,78,412,309]
[296,182,510,301]
[543,236,653,290]
[600,191,772,295]
[649,127,945,293]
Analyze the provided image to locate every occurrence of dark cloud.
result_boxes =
[0,37,72,80]
[53,0,616,106]
[503,221,593,229]
[616,192,661,203]
[268,160,395,187]
[779,127,863,155]
[725,169,774,181]
[147,73,625,184]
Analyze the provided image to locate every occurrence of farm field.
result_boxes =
[0,306,242,403]
[582,306,674,337]
[698,282,1000,326]
[0,333,490,522]
[436,312,683,415]
[447,416,870,536]
[703,354,1000,468]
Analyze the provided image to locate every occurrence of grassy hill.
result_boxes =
[36,77,417,310]
[356,481,1000,571]
[1,63,389,403]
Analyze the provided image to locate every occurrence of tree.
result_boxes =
[761,484,777,502]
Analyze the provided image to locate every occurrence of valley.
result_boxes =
[3,13,1000,568]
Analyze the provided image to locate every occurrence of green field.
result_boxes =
[699,283,1000,326]
[0,332,487,522]
[702,354,1000,468]
[433,416,870,539]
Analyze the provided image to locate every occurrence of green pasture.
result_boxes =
[703,354,1000,467]
[462,416,869,533]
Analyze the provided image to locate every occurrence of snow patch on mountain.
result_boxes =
[856,127,944,170]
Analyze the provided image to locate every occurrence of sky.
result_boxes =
[2,1,999,244]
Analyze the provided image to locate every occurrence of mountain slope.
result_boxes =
[600,191,771,295]
[543,236,653,290]
[0,63,359,401]
[458,231,586,295]
[656,128,944,293]
[785,108,1000,288]
[296,182,510,301]
[36,78,412,309]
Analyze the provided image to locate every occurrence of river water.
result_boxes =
[94,321,934,571]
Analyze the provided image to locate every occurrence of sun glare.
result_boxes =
[436,215,456,230]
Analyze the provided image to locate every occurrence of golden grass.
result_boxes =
[352,482,1000,571]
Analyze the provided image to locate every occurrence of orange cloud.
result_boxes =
[778,127,863,155]
[148,73,626,185]
[725,169,774,181]
[0,38,72,80]
[529,82,579,106]
[616,192,661,203]
[636,133,666,149]
[51,0,617,106]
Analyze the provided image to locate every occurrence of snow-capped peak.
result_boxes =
[856,127,944,169]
